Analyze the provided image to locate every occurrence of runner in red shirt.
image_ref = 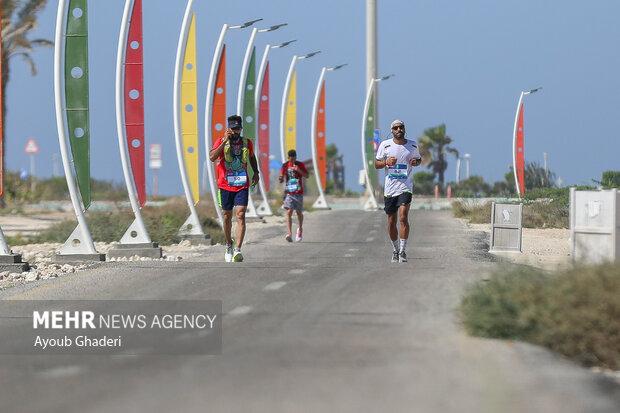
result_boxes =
[279,149,309,242]
[209,115,260,262]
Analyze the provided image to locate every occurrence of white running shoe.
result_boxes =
[399,251,408,263]
[391,251,400,263]
[285,234,293,243]
[225,245,233,262]
[295,228,303,242]
[233,248,244,262]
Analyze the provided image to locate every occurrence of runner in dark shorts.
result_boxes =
[209,115,260,262]
[279,149,309,242]
[374,120,422,263]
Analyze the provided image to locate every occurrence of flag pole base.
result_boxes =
[312,194,331,210]
[178,213,205,237]
[180,234,213,245]
[256,201,273,216]
[0,254,30,272]
[52,253,106,263]
[107,243,163,259]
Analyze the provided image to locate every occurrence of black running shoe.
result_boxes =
[399,251,408,263]
[391,251,400,262]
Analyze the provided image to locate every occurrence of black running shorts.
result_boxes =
[384,192,412,215]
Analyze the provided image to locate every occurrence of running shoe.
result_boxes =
[225,244,234,262]
[399,251,408,263]
[285,234,293,243]
[391,251,400,263]
[295,228,303,242]
[233,248,244,262]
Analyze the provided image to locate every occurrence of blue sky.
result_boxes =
[5,0,620,195]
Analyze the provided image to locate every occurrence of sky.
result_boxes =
[5,0,620,195]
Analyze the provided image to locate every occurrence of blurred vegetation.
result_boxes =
[11,199,224,246]
[460,263,620,370]
[600,170,620,189]
[2,171,128,204]
[452,185,596,229]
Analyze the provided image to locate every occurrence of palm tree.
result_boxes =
[418,124,458,187]
[1,0,52,200]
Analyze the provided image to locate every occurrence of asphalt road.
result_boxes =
[0,209,618,413]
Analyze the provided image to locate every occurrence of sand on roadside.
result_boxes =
[461,220,572,271]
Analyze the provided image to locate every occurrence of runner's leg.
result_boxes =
[398,203,410,240]
[387,212,398,242]
[286,208,293,236]
[398,203,411,256]
[235,206,247,249]
[223,210,233,245]
[296,210,303,230]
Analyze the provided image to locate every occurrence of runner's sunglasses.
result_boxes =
[391,125,405,130]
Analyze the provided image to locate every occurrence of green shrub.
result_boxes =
[461,264,620,370]
[601,171,620,189]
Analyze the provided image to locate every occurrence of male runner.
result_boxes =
[279,149,309,242]
[209,115,260,262]
[374,119,422,263]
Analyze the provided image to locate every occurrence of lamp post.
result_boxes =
[279,51,321,163]
[310,64,347,209]
[512,87,542,197]
[237,23,286,219]
[254,40,296,216]
[361,74,394,211]
[205,19,261,226]
[463,153,471,179]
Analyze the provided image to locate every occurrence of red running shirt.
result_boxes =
[213,137,255,192]
[280,161,308,195]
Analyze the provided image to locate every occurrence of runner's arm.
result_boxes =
[374,142,386,169]
[248,141,260,184]
[209,137,226,162]
[374,158,388,169]
[299,163,309,178]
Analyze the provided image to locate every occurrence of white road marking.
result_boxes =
[369,229,377,234]
[263,281,287,291]
[348,248,359,252]
[289,269,305,275]
[366,237,374,242]
[344,254,353,257]
[228,306,252,316]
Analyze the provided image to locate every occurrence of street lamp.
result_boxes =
[204,19,261,226]
[463,153,471,179]
[254,39,296,216]
[310,64,347,209]
[279,51,321,163]
[512,87,542,197]
[237,23,286,219]
[361,74,394,211]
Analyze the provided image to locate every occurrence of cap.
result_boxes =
[228,115,242,129]
[390,119,405,129]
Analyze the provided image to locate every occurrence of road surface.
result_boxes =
[0,209,618,412]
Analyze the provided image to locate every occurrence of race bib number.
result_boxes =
[226,170,248,187]
[286,178,300,193]
[387,164,408,180]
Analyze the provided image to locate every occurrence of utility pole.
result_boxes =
[366,0,378,125]
[543,151,548,186]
